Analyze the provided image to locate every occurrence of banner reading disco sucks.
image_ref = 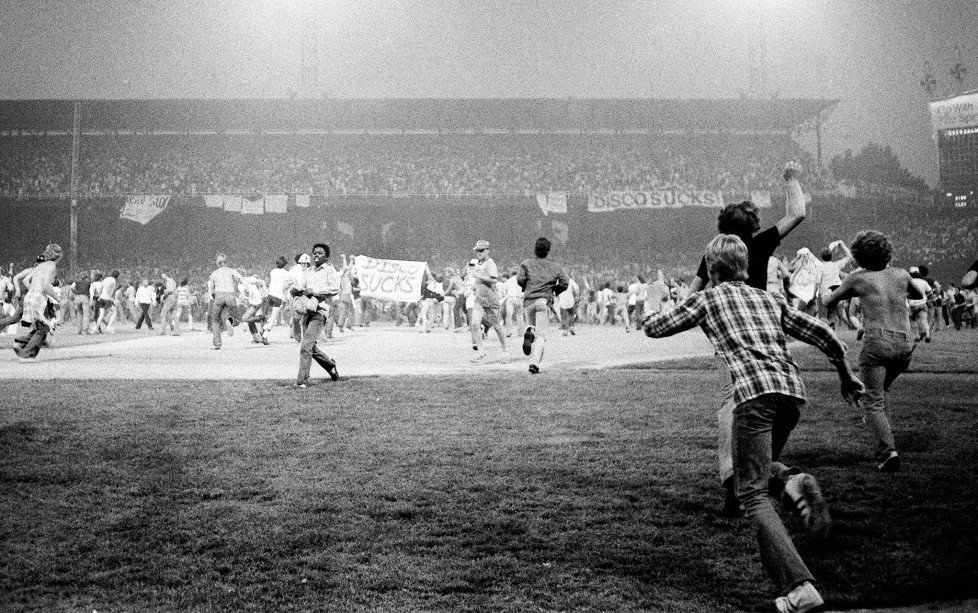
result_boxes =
[587,190,725,212]
[353,255,425,303]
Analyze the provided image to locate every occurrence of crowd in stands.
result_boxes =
[1,132,824,198]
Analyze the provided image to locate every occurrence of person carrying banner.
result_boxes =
[291,243,340,388]
[468,240,510,364]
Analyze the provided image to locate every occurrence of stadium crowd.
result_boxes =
[1,133,825,197]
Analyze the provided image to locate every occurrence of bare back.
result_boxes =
[835,267,919,333]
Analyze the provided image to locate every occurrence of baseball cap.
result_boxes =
[298,253,311,264]
[468,259,477,266]
[473,240,490,251]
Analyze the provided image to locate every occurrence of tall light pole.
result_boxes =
[69,101,81,279]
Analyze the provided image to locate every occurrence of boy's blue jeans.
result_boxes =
[733,393,814,595]
[858,328,912,457]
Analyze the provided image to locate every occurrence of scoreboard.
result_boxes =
[931,90,978,207]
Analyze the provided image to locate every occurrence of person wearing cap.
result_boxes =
[468,240,509,363]
[286,253,312,343]
[516,237,569,374]
[13,244,63,361]
[207,253,243,350]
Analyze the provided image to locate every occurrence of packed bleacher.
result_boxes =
[0,132,826,198]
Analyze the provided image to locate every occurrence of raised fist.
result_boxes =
[782,161,803,182]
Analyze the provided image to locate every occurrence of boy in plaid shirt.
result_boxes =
[644,234,863,613]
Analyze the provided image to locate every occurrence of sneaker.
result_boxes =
[856,328,865,341]
[295,382,309,389]
[775,581,824,613]
[471,352,488,363]
[877,450,901,472]
[211,345,221,350]
[569,329,576,336]
[472,344,479,352]
[326,363,340,381]
[522,327,535,356]
[528,364,539,374]
[783,474,831,537]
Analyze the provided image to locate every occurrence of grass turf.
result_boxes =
[2,334,977,612]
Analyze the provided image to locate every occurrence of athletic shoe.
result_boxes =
[472,344,479,351]
[775,581,824,613]
[471,352,487,363]
[327,363,340,381]
[783,473,831,537]
[528,364,539,374]
[211,345,221,350]
[18,356,37,363]
[295,382,309,389]
[856,328,865,341]
[261,333,270,346]
[877,450,901,472]
[522,327,535,356]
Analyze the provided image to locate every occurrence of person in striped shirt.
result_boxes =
[644,234,863,613]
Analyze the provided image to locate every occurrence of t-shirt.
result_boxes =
[695,226,781,290]
[909,278,931,308]
[268,268,289,300]
[472,257,499,308]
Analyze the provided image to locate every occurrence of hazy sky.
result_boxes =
[1,0,976,186]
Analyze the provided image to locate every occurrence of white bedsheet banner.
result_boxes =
[354,256,425,303]
[120,195,171,225]
[587,190,725,212]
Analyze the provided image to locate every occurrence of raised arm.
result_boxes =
[775,162,807,238]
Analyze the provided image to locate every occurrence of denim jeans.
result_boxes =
[297,311,336,384]
[858,328,912,457]
[523,298,551,365]
[732,393,813,595]
[209,291,237,348]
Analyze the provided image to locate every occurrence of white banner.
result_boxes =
[536,192,568,216]
[223,195,242,212]
[930,91,978,132]
[295,194,311,208]
[265,194,287,213]
[120,195,170,225]
[354,255,425,303]
[204,195,225,208]
[241,195,264,215]
[587,189,724,212]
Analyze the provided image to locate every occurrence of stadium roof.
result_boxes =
[0,98,837,134]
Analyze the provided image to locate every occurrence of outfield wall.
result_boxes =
[1,195,974,280]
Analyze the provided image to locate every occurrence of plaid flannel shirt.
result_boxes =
[644,281,847,406]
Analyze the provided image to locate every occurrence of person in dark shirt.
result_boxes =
[685,161,809,516]
[516,237,569,375]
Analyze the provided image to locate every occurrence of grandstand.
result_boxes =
[1,98,973,282]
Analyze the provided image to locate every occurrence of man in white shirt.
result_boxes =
[134,279,155,330]
[816,241,853,328]
[908,266,933,342]
[503,268,524,337]
[158,271,179,336]
[286,253,311,343]
[261,256,290,343]
[240,276,267,345]
[94,270,119,334]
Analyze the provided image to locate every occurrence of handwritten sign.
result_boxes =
[354,256,425,303]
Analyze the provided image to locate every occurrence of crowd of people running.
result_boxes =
[4,158,978,613]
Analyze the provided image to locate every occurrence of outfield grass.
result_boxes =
[2,333,977,612]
